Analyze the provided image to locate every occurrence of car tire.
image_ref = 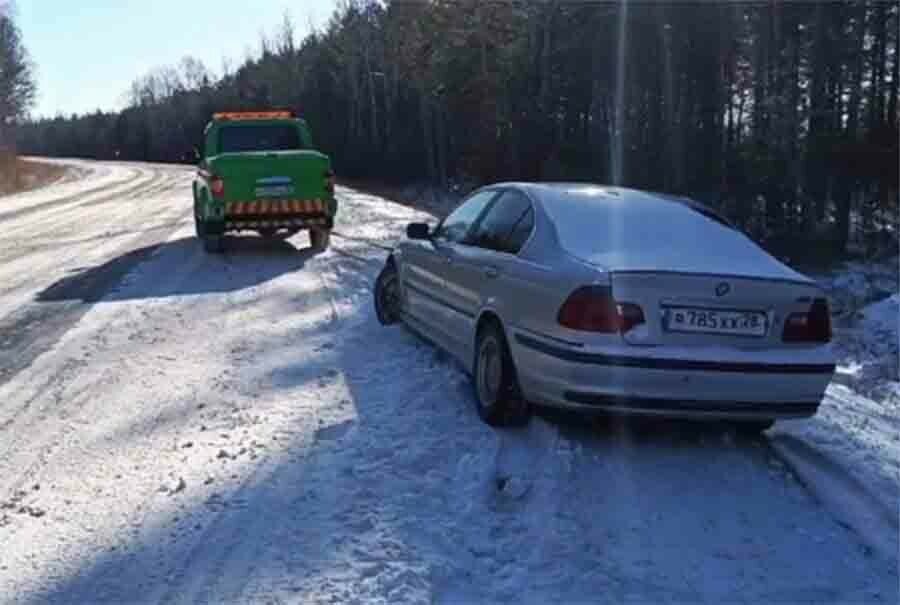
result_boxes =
[374,262,401,325]
[473,320,531,427]
[734,419,775,436]
[310,228,331,251]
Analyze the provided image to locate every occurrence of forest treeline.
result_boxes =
[14,1,900,256]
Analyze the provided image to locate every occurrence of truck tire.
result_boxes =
[194,203,205,239]
[203,234,224,254]
[310,228,331,251]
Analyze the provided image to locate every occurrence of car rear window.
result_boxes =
[540,187,752,266]
[218,124,303,153]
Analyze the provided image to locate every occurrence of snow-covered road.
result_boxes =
[0,161,895,604]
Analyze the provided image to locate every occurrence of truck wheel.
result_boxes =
[259,228,299,240]
[203,234,224,254]
[194,205,205,239]
[310,229,331,251]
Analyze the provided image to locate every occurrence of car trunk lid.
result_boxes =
[610,271,823,348]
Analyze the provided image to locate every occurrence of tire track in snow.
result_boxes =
[0,206,194,499]
[0,162,192,507]
[151,263,335,605]
[76,168,170,208]
[0,167,160,264]
[0,167,181,301]
[0,167,143,225]
[143,242,375,604]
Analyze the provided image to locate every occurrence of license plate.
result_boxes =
[255,185,293,197]
[665,307,767,337]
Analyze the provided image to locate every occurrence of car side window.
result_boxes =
[434,190,497,243]
[504,206,534,253]
[468,190,534,254]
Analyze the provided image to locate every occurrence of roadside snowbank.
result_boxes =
[772,261,898,558]
[831,293,899,404]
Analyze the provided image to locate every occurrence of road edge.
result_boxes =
[768,435,898,562]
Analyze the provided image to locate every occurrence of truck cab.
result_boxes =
[192,111,337,253]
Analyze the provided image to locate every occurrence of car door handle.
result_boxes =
[484,266,499,279]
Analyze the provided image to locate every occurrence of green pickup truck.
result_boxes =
[193,111,337,253]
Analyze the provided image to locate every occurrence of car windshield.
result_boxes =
[218,125,303,154]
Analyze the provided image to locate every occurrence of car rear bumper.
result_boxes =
[511,330,834,420]
[559,393,819,420]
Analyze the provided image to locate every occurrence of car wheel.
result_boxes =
[473,320,530,427]
[310,228,331,251]
[734,419,775,436]
[258,228,299,240]
[374,263,401,326]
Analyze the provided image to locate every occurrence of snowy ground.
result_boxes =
[772,258,899,550]
[0,162,896,604]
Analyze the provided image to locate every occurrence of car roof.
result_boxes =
[491,182,734,229]
[493,182,808,283]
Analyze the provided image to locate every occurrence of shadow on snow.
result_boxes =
[35,235,319,304]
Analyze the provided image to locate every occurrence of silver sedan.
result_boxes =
[374,183,836,431]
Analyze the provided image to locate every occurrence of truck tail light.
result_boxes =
[210,176,225,198]
[782,298,831,343]
[324,169,335,195]
[558,286,645,334]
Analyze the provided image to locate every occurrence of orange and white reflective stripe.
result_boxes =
[227,199,328,216]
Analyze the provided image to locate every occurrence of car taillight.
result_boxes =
[618,302,646,333]
[558,286,645,333]
[324,169,335,195]
[210,176,225,198]
[782,298,831,343]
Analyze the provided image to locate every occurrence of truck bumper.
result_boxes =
[224,216,333,232]
[223,199,333,232]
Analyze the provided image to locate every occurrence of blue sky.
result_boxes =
[17,0,337,118]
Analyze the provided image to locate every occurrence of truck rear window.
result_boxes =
[218,125,303,153]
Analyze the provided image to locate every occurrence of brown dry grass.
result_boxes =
[0,154,66,196]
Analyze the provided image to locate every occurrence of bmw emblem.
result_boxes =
[715,282,731,297]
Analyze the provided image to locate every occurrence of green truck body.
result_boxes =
[192,112,337,253]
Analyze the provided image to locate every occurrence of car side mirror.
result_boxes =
[406,222,431,240]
